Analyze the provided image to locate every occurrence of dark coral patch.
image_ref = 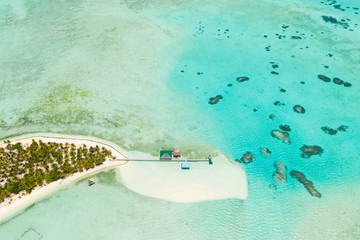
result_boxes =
[268,114,275,120]
[235,152,254,164]
[333,77,344,85]
[299,145,323,158]
[236,76,249,82]
[321,126,337,135]
[290,170,322,198]
[337,125,349,132]
[322,16,338,23]
[271,130,290,144]
[274,101,284,106]
[270,62,279,68]
[293,105,305,113]
[279,125,291,132]
[240,152,254,164]
[208,95,223,105]
[322,16,349,29]
[260,147,271,157]
[273,162,287,183]
[318,74,331,82]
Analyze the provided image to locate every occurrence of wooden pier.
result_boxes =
[112,158,209,162]
[112,151,213,165]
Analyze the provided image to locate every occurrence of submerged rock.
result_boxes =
[319,74,351,87]
[318,74,331,82]
[238,152,254,164]
[321,15,349,29]
[290,170,322,198]
[236,77,249,83]
[269,184,277,190]
[273,162,287,183]
[268,114,275,120]
[260,147,271,157]
[337,125,349,132]
[273,101,284,106]
[333,77,344,85]
[293,105,305,114]
[321,126,337,135]
[343,82,352,87]
[279,124,291,132]
[322,15,338,24]
[208,95,223,105]
[271,130,290,144]
[299,145,323,158]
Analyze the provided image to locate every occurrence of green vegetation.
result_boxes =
[0,140,115,203]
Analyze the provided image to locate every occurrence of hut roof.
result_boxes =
[173,150,181,156]
[160,150,173,160]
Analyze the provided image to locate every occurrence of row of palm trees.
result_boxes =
[0,140,115,203]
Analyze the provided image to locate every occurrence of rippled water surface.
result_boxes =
[1,0,360,239]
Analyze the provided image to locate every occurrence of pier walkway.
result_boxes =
[112,158,210,162]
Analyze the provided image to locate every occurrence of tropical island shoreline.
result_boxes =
[0,134,248,224]
[0,135,128,223]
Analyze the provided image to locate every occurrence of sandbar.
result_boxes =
[0,134,248,223]
[117,151,248,203]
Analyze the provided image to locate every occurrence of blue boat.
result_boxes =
[181,162,190,169]
[88,178,95,186]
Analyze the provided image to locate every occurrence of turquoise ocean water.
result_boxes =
[1,0,360,239]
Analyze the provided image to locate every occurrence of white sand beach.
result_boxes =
[0,135,248,223]
[117,152,248,203]
[0,136,128,223]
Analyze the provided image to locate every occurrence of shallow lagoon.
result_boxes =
[1,0,360,239]
[0,170,250,240]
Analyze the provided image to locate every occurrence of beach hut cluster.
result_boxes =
[159,150,191,169]
[159,150,173,160]
[159,150,181,160]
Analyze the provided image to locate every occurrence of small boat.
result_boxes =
[88,178,95,186]
[181,162,190,169]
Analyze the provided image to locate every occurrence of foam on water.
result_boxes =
[0,0,360,239]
